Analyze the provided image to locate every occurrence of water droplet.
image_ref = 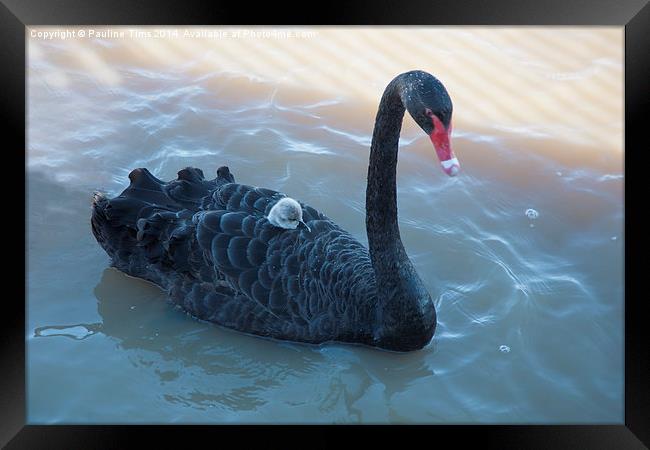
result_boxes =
[529,223,535,228]
[611,236,617,241]
[499,345,510,353]
[525,209,539,220]
[130,306,136,310]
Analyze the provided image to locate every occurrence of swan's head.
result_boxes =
[400,70,458,177]
[267,197,311,231]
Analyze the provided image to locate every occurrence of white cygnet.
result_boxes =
[267,197,311,232]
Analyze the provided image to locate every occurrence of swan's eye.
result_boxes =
[424,108,434,117]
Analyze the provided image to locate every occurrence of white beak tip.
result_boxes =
[441,158,460,176]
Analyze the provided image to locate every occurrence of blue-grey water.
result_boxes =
[27,27,624,423]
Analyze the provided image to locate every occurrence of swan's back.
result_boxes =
[91,166,378,345]
[196,181,378,342]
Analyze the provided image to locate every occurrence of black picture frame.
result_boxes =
[3,0,647,448]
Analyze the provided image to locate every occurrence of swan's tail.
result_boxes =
[91,165,235,286]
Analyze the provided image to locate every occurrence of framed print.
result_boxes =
[3,0,648,448]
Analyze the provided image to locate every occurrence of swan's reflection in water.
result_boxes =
[84,267,435,419]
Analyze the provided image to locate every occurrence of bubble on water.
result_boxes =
[499,345,510,353]
[130,305,136,310]
[525,208,539,220]
[529,223,535,228]
[611,236,617,241]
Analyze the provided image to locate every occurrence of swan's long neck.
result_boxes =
[365,76,436,350]
[366,79,407,267]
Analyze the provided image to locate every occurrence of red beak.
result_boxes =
[429,115,459,176]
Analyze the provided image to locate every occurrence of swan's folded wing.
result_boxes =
[195,209,284,313]
[193,180,380,341]
[194,191,334,328]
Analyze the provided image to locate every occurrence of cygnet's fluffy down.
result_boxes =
[267,197,311,231]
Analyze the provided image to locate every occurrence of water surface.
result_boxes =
[27,27,624,423]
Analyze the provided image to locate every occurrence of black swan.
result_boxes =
[91,70,457,352]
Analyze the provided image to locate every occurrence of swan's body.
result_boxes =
[91,70,456,351]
